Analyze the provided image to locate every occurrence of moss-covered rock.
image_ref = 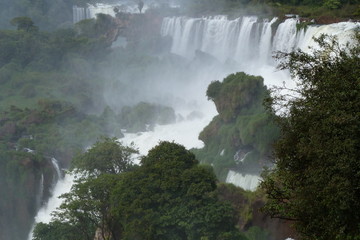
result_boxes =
[195,72,279,181]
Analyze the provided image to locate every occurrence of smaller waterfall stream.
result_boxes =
[27,159,73,240]
[51,157,62,180]
[35,174,44,210]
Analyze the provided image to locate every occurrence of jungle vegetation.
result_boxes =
[261,34,360,239]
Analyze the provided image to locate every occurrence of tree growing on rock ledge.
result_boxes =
[261,34,360,240]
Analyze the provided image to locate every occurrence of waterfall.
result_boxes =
[226,170,261,191]
[272,17,299,53]
[72,2,152,23]
[161,16,279,64]
[258,17,278,64]
[36,174,44,210]
[27,174,74,240]
[73,5,91,23]
[27,158,67,240]
[51,158,61,178]
[161,16,359,67]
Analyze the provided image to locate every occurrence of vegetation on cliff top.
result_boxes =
[182,0,360,21]
[193,72,279,181]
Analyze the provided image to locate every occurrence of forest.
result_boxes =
[0,0,359,239]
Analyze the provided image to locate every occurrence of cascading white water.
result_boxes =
[73,5,90,23]
[258,17,278,64]
[72,1,152,23]
[27,174,74,240]
[51,157,61,180]
[161,16,359,68]
[27,158,69,240]
[226,170,261,191]
[36,174,44,210]
[272,18,299,53]
[121,108,217,157]
[162,16,278,64]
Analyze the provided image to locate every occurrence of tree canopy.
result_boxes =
[34,141,246,240]
[71,137,138,177]
[261,34,360,239]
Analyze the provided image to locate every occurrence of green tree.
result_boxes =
[111,141,245,240]
[261,34,360,239]
[71,137,138,177]
[54,174,121,240]
[33,221,82,240]
[10,17,38,32]
[33,138,138,240]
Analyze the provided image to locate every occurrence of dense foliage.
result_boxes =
[0,14,177,239]
[194,72,279,180]
[181,0,360,19]
[261,34,360,239]
[34,140,247,240]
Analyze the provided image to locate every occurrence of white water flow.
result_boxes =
[121,107,217,157]
[36,174,44,210]
[226,171,261,191]
[28,14,359,238]
[161,15,359,189]
[27,159,73,240]
[161,16,359,82]
[73,0,180,23]
[51,157,61,180]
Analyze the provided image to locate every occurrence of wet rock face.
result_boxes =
[0,147,59,240]
[0,167,37,240]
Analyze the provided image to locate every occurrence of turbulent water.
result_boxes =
[28,8,360,238]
